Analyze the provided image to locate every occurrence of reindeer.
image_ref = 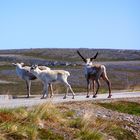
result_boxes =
[12,62,37,98]
[30,65,75,99]
[13,63,53,98]
[77,50,112,98]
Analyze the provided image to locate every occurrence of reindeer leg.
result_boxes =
[64,83,75,99]
[86,79,90,98]
[28,80,31,97]
[41,84,48,99]
[102,74,112,98]
[25,80,30,98]
[63,79,75,99]
[41,88,46,99]
[93,80,100,98]
[49,83,54,98]
[92,80,95,96]
[69,85,75,99]
[63,87,68,99]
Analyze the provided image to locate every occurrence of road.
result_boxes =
[0,91,140,108]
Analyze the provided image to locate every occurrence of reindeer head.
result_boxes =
[77,50,98,66]
[12,62,24,67]
[30,64,38,71]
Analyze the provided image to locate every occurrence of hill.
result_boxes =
[0,48,140,63]
[0,48,140,96]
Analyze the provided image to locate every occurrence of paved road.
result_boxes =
[0,91,140,108]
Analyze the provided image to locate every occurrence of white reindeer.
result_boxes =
[13,63,53,98]
[77,50,112,98]
[12,62,37,98]
[30,65,75,99]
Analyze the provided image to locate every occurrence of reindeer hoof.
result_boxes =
[86,95,90,98]
[72,96,75,99]
[107,95,112,98]
[93,95,97,98]
[41,97,45,99]
[63,96,66,99]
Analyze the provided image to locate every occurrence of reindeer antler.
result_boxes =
[90,52,99,61]
[77,50,86,63]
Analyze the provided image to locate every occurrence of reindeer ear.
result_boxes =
[90,52,99,61]
[77,50,87,63]
[31,64,36,70]
[32,64,38,69]
[35,64,38,68]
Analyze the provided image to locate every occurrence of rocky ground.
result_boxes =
[60,98,140,139]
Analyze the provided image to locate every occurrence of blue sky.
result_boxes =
[0,0,140,50]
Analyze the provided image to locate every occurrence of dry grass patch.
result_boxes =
[0,100,139,140]
[0,103,103,140]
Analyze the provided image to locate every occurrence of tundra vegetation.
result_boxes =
[0,48,140,96]
[0,49,140,139]
[0,100,139,140]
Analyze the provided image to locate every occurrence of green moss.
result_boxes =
[98,101,140,116]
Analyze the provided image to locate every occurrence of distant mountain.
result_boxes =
[0,48,140,64]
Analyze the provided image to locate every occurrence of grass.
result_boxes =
[39,129,64,140]
[69,116,103,140]
[0,104,63,140]
[21,49,140,62]
[0,65,14,71]
[76,128,103,140]
[0,56,140,96]
[69,117,85,129]
[0,103,102,140]
[107,125,136,140]
[72,86,87,93]
[95,118,137,140]
[98,101,140,116]
[63,110,76,118]
[22,52,79,62]
[0,101,139,140]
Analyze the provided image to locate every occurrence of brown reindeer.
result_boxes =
[77,50,112,98]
